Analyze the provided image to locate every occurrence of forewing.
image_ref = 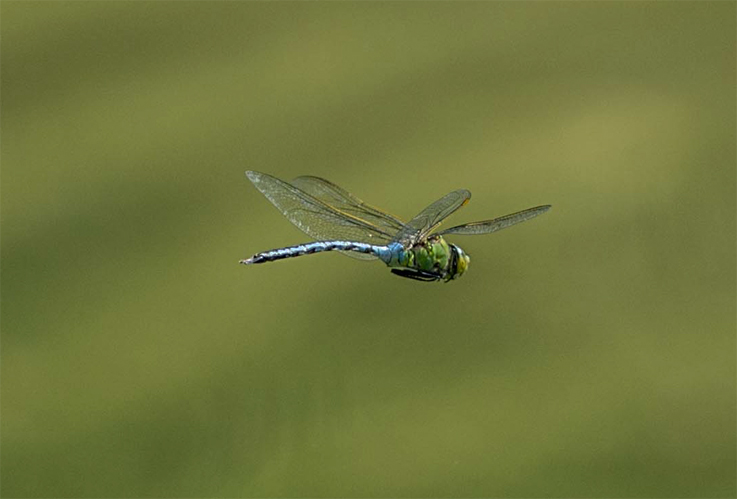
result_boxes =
[393,189,471,244]
[290,176,406,236]
[437,205,551,236]
[246,172,395,258]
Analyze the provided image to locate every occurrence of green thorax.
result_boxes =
[392,235,470,282]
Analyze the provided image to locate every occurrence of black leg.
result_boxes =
[390,269,440,282]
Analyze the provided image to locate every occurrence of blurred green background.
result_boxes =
[2,2,734,497]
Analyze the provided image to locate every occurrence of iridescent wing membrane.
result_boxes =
[391,188,549,243]
[438,205,551,236]
[246,171,407,259]
[246,171,551,257]
[392,189,471,245]
[290,176,406,236]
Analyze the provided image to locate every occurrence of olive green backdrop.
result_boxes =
[2,2,735,497]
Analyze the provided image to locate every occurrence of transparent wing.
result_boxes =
[393,189,471,244]
[437,205,551,236]
[290,176,407,235]
[246,171,396,260]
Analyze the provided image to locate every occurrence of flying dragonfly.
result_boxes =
[240,171,550,282]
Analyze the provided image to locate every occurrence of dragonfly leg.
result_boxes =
[390,268,440,282]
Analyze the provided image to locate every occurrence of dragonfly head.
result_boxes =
[449,244,470,280]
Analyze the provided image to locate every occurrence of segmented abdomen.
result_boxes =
[242,241,384,265]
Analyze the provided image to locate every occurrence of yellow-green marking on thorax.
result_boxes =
[392,235,470,282]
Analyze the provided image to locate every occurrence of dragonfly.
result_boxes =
[240,171,551,282]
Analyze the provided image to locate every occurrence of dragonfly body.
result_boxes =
[241,171,549,283]
[243,237,468,281]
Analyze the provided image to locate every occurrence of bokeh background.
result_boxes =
[2,2,735,497]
